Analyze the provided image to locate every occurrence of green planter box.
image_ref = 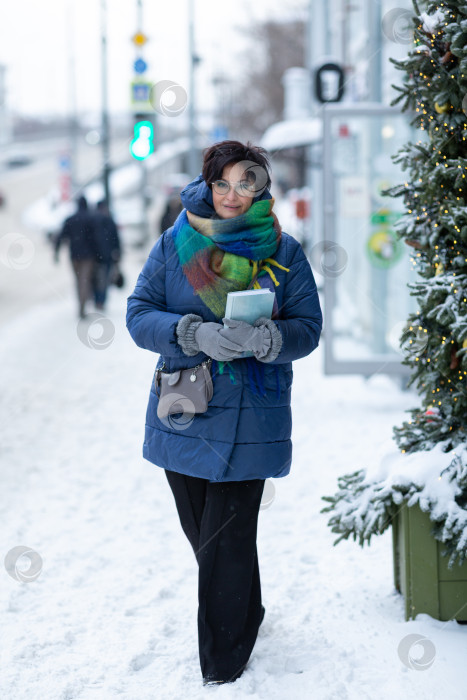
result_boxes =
[392,501,467,621]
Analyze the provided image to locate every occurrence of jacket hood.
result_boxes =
[180,173,272,218]
[77,195,88,212]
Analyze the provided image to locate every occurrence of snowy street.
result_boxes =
[1,252,466,700]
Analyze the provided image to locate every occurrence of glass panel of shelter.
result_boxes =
[326,109,422,370]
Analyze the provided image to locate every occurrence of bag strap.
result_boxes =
[154,369,161,396]
[202,361,214,401]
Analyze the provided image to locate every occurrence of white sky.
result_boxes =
[0,0,307,118]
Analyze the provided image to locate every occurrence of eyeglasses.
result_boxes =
[210,179,257,197]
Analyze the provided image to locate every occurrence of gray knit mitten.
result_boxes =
[220,316,283,362]
[253,317,283,361]
[176,314,244,361]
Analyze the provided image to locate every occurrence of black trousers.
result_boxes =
[164,469,265,682]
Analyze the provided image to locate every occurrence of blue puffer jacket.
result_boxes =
[126,179,323,483]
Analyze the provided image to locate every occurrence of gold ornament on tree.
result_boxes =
[434,101,450,113]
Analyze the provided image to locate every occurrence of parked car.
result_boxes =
[6,149,33,168]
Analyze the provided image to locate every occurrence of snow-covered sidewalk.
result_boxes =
[1,268,466,700]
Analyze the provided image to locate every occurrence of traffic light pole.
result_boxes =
[130,117,153,246]
[140,159,150,246]
[130,0,153,246]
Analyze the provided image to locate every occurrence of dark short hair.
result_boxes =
[202,140,272,192]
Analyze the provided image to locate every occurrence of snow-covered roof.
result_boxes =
[260,118,322,150]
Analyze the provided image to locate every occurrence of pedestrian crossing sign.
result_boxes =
[130,80,153,113]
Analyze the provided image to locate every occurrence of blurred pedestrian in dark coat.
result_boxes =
[54,195,97,318]
[92,199,122,310]
[159,194,183,237]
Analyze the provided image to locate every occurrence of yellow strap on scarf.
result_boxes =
[251,258,290,289]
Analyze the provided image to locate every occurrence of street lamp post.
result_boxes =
[66,0,79,195]
[188,0,199,178]
[306,0,329,255]
[101,0,111,208]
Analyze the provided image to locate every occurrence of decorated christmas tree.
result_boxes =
[321,0,467,567]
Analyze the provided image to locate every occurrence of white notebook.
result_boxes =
[224,289,275,358]
[224,288,275,323]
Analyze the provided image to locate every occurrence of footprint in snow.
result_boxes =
[158,587,175,598]
[130,652,157,672]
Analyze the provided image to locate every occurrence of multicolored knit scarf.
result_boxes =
[172,197,290,319]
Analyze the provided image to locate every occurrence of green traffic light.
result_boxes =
[130,120,154,160]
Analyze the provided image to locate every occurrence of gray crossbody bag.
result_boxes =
[154,359,213,419]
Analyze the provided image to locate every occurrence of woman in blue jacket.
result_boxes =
[126,140,322,687]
